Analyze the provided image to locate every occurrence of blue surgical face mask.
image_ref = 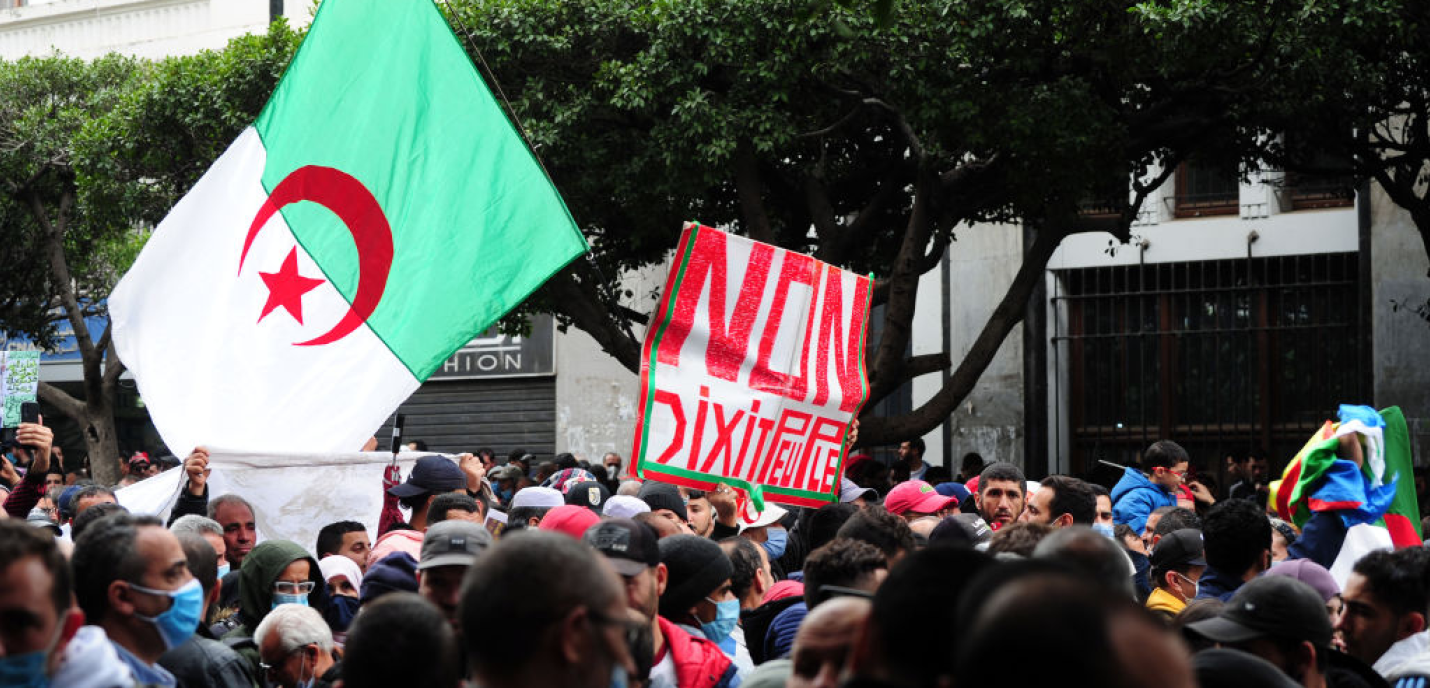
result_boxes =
[761,527,787,560]
[1091,523,1115,539]
[272,592,310,609]
[0,617,65,688]
[216,563,231,579]
[130,578,204,650]
[699,597,740,643]
[609,663,629,688]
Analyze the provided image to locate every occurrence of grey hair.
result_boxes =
[617,480,643,497]
[255,603,334,654]
[170,514,223,538]
[207,493,256,520]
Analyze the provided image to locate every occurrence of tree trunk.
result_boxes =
[39,379,122,485]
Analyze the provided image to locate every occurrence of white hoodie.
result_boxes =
[1376,630,1430,679]
[51,626,135,688]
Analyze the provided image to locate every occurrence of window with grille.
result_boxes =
[1052,253,1366,477]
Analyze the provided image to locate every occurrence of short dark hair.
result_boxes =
[873,547,994,687]
[1152,507,1201,538]
[175,532,219,596]
[1142,440,1189,471]
[408,440,429,452]
[72,513,164,622]
[427,493,480,524]
[1086,483,1109,499]
[806,502,860,553]
[344,592,460,688]
[988,522,1053,557]
[904,438,925,456]
[961,452,985,472]
[1201,499,1270,576]
[316,521,368,559]
[73,484,116,508]
[835,507,916,561]
[720,537,764,602]
[0,519,71,616]
[978,463,1026,494]
[1352,549,1430,618]
[459,532,620,680]
[506,506,553,532]
[1040,476,1096,524]
[70,501,127,541]
[803,538,887,609]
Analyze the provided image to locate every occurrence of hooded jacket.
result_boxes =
[1111,467,1177,534]
[222,539,328,677]
[656,616,739,688]
[1145,587,1187,621]
[52,626,136,688]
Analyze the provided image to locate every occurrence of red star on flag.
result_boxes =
[258,247,326,324]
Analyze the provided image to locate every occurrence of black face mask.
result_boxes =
[325,594,360,632]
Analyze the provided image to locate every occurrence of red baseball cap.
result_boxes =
[885,480,957,516]
[538,504,602,540]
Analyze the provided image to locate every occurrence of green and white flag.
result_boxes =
[110,0,586,455]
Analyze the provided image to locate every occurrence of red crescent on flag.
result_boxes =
[238,166,394,347]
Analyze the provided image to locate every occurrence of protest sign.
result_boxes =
[633,223,873,511]
[0,351,41,427]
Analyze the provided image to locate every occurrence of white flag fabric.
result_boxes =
[117,449,423,549]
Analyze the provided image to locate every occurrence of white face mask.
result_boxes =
[1173,572,1199,601]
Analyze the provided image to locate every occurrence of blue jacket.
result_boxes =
[1194,566,1244,602]
[1111,467,1177,534]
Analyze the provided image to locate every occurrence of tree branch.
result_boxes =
[37,381,86,421]
[543,267,643,373]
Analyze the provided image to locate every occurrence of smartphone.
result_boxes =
[20,402,39,425]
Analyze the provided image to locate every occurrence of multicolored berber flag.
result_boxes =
[110,0,586,455]
[1270,405,1421,583]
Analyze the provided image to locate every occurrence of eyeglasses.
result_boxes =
[273,581,316,595]
[258,646,306,678]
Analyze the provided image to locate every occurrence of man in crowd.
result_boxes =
[720,537,773,614]
[227,540,329,674]
[958,452,985,483]
[255,604,340,688]
[603,452,625,481]
[1188,576,1347,688]
[1112,440,1189,534]
[1,418,54,519]
[1196,499,1272,602]
[1145,528,1207,620]
[974,463,1027,530]
[73,513,202,687]
[158,532,256,688]
[0,518,132,687]
[170,515,229,579]
[660,534,751,674]
[1089,483,1116,534]
[896,438,928,482]
[419,519,493,632]
[587,518,739,688]
[343,592,462,688]
[314,520,371,573]
[507,486,563,530]
[1019,475,1096,528]
[388,455,470,531]
[884,480,959,522]
[72,484,119,520]
[1337,548,1428,677]
[766,539,889,662]
[640,481,693,535]
[835,506,916,566]
[788,596,871,688]
[459,531,637,688]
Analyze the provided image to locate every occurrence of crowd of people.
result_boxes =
[3,417,1430,688]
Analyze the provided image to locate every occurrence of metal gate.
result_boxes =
[1052,252,1367,480]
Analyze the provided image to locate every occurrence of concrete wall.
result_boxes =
[1370,188,1430,464]
[0,0,312,60]
[912,223,1027,470]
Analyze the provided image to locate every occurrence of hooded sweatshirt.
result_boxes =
[1110,467,1177,535]
[223,539,328,675]
[52,626,136,688]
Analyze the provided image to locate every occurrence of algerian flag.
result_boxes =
[110,0,586,456]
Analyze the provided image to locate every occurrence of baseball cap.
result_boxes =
[738,504,788,533]
[885,480,957,516]
[1265,558,1340,603]
[489,465,522,482]
[584,518,661,576]
[603,495,651,519]
[388,455,467,498]
[418,520,493,571]
[934,482,970,503]
[1149,528,1207,569]
[1187,576,1334,648]
[26,508,61,536]
[931,513,992,546]
[511,486,564,510]
[839,478,878,504]
[637,481,687,521]
[565,481,611,512]
[538,504,602,540]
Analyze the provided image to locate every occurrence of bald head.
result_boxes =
[790,596,871,688]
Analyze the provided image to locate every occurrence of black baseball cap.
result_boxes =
[583,518,661,576]
[388,455,467,498]
[1150,528,1207,569]
[1187,576,1333,648]
[565,481,611,513]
